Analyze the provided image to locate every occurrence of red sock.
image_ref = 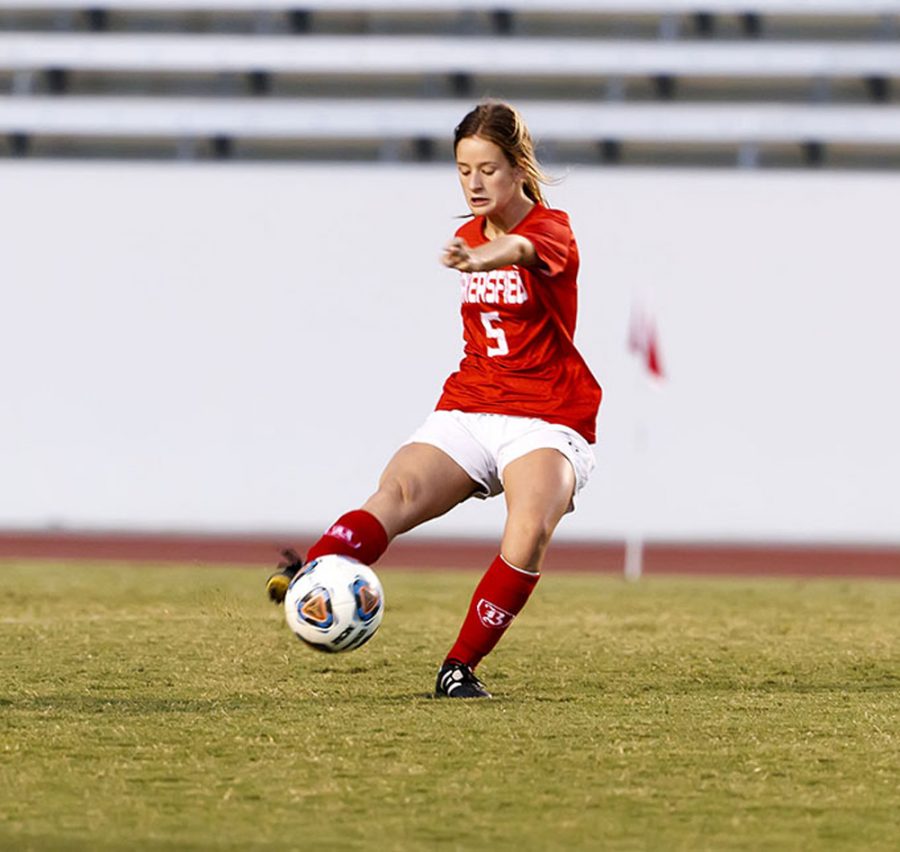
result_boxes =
[305,510,389,566]
[445,555,539,670]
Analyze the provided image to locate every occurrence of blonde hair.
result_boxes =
[453,101,553,205]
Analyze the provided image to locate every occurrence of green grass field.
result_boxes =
[1,561,899,851]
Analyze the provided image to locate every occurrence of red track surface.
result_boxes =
[1,530,898,578]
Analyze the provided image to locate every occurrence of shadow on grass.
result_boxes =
[624,676,900,696]
[3,695,245,714]
[0,829,266,852]
[2,692,463,714]
[4,672,897,717]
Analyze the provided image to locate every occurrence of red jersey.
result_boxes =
[436,204,602,443]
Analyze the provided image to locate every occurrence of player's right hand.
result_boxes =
[442,237,477,271]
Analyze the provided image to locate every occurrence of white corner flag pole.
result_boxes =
[625,381,647,582]
[625,295,664,582]
[624,536,644,582]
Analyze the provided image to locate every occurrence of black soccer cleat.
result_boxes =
[266,548,305,604]
[435,660,492,699]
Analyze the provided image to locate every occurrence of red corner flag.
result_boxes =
[628,301,664,380]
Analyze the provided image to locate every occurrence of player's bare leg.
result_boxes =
[361,442,480,539]
[499,448,576,573]
[268,443,478,602]
[437,448,575,698]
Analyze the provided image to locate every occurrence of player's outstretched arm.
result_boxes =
[442,235,536,273]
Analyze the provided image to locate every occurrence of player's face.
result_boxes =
[455,135,526,220]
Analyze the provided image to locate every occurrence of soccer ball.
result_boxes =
[283,554,385,653]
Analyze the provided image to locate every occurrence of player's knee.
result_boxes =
[502,515,556,570]
[364,475,429,539]
[377,472,425,513]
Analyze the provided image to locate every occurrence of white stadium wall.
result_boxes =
[2,162,898,545]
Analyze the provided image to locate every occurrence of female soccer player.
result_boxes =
[268,101,602,698]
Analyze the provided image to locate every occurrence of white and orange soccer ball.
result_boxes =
[283,555,384,652]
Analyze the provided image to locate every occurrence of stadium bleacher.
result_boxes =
[1,0,898,166]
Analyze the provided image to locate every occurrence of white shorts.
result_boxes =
[403,410,596,511]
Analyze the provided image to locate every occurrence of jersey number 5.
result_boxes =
[480,311,509,357]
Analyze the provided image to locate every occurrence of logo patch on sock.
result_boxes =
[476,598,514,629]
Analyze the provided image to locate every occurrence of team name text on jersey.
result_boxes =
[460,269,529,306]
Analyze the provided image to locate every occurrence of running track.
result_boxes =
[1,531,898,578]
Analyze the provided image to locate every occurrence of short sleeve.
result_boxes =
[515,210,571,278]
